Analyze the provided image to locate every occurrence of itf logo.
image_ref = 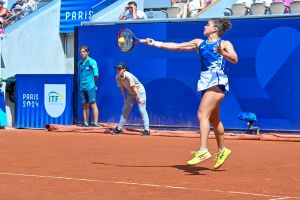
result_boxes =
[44,84,66,118]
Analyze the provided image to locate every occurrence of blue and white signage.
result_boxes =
[15,74,74,128]
[60,0,117,33]
[44,84,66,118]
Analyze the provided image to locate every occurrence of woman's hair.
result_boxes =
[210,18,232,37]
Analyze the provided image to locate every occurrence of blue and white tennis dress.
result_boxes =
[197,38,229,93]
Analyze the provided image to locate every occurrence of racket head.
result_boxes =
[118,28,138,52]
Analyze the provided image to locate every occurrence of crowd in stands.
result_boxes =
[119,0,300,20]
[171,0,215,18]
[228,0,300,15]
[119,0,216,20]
[0,0,38,29]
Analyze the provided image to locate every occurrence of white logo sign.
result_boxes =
[44,84,66,118]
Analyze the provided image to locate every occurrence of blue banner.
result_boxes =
[76,17,300,131]
[0,90,7,127]
[15,74,74,128]
[60,0,117,33]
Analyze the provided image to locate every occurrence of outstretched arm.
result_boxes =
[146,38,202,51]
[216,40,238,64]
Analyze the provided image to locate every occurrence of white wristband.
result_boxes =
[154,41,162,48]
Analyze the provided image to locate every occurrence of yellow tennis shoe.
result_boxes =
[187,150,212,165]
[214,147,231,169]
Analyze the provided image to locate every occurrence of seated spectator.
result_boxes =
[26,0,38,12]
[10,0,26,11]
[11,4,23,16]
[0,0,9,20]
[119,1,147,20]
[178,0,207,18]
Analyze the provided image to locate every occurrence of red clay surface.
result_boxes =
[0,129,299,200]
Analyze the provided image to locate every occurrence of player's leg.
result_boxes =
[83,102,89,127]
[80,90,90,127]
[137,92,150,136]
[198,86,225,150]
[209,102,224,151]
[187,86,224,165]
[90,102,99,126]
[88,88,99,126]
[209,91,231,169]
[113,95,135,133]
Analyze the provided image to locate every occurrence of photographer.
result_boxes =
[119,1,147,20]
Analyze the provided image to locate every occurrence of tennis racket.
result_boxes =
[118,28,150,52]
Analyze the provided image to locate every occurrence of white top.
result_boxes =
[116,71,145,95]
[188,0,201,17]
[124,10,147,20]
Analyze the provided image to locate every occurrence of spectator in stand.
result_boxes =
[26,0,37,12]
[10,0,26,11]
[11,4,23,21]
[0,0,9,20]
[178,0,207,18]
[119,1,147,20]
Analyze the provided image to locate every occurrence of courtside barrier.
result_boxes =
[15,74,74,128]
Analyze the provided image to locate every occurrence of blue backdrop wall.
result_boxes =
[76,17,300,131]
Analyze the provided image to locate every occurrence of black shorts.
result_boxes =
[201,85,226,97]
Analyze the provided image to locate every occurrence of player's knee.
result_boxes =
[197,112,209,122]
[90,102,97,107]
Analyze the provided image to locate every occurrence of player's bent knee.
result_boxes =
[197,112,209,122]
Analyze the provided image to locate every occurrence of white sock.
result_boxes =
[199,148,208,152]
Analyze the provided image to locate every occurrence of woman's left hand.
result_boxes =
[216,43,225,55]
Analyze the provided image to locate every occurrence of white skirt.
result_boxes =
[197,70,229,92]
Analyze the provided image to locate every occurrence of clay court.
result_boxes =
[0,128,299,200]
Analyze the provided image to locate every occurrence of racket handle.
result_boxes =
[139,39,154,45]
[139,39,147,43]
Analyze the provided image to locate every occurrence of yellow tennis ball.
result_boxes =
[118,37,125,44]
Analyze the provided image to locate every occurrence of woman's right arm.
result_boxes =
[147,38,202,51]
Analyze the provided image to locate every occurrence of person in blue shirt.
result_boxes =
[78,46,99,127]
[146,18,238,169]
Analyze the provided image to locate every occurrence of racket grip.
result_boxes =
[139,39,147,43]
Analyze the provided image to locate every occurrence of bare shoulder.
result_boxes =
[191,38,204,47]
[221,40,233,47]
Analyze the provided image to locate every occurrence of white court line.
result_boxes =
[0,172,299,199]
